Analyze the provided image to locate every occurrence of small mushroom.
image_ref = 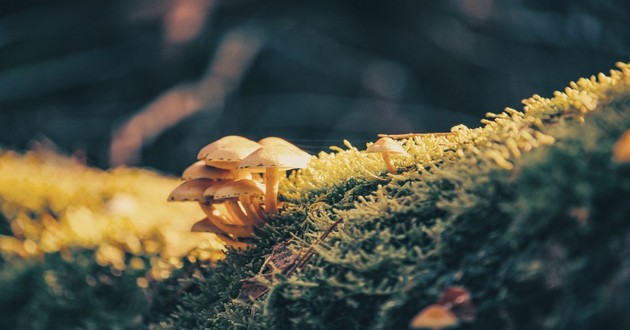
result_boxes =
[197,135,261,179]
[191,217,224,234]
[204,179,265,226]
[366,137,410,174]
[409,304,459,330]
[258,137,304,151]
[213,179,266,226]
[190,218,251,250]
[197,201,254,238]
[181,160,233,181]
[613,128,630,163]
[167,178,215,202]
[239,142,311,214]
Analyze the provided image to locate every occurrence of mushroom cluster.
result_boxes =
[168,136,311,249]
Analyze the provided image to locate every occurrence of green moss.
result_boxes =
[161,63,630,329]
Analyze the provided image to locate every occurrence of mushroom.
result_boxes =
[213,179,266,226]
[239,142,311,214]
[365,137,410,174]
[181,160,233,181]
[613,128,630,164]
[437,287,476,322]
[167,178,253,237]
[204,179,265,226]
[197,135,261,179]
[409,304,459,330]
[191,218,251,250]
[258,136,305,151]
[197,201,254,238]
[167,178,215,202]
[191,217,224,233]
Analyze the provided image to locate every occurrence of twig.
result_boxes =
[377,132,455,139]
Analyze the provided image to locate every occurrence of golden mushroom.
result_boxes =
[258,136,305,151]
[212,179,265,226]
[239,141,311,214]
[366,137,409,174]
[168,178,253,238]
[204,179,265,226]
[409,304,459,330]
[190,218,251,250]
[167,178,214,202]
[201,184,255,238]
[181,160,233,181]
[197,135,261,179]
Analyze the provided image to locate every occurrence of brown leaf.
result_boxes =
[266,242,298,273]
[237,277,268,301]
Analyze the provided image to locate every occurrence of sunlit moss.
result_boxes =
[0,149,224,279]
[162,63,630,329]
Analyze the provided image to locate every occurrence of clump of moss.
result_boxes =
[160,63,630,329]
[0,150,224,328]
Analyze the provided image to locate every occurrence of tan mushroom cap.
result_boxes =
[197,135,261,169]
[238,145,311,171]
[409,304,459,329]
[212,179,265,200]
[167,179,216,202]
[181,161,233,181]
[191,218,225,234]
[365,137,409,155]
[238,141,311,214]
[258,137,304,151]
[203,181,231,201]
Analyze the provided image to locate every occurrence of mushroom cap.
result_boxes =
[203,181,229,201]
[167,179,216,202]
[191,218,226,234]
[409,304,459,329]
[238,145,311,171]
[258,137,303,151]
[213,179,265,200]
[182,161,233,181]
[197,136,261,168]
[365,137,409,155]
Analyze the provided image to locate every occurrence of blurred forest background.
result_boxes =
[1,0,629,174]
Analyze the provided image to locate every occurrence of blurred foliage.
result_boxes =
[160,63,630,329]
[0,149,224,328]
[1,0,629,172]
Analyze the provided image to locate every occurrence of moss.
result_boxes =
[161,63,630,329]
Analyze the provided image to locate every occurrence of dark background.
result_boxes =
[1,0,629,174]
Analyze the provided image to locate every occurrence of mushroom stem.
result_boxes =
[240,195,264,226]
[249,196,266,222]
[198,202,253,237]
[264,167,281,214]
[232,169,252,180]
[224,200,251,225]
[381,152,397,174]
